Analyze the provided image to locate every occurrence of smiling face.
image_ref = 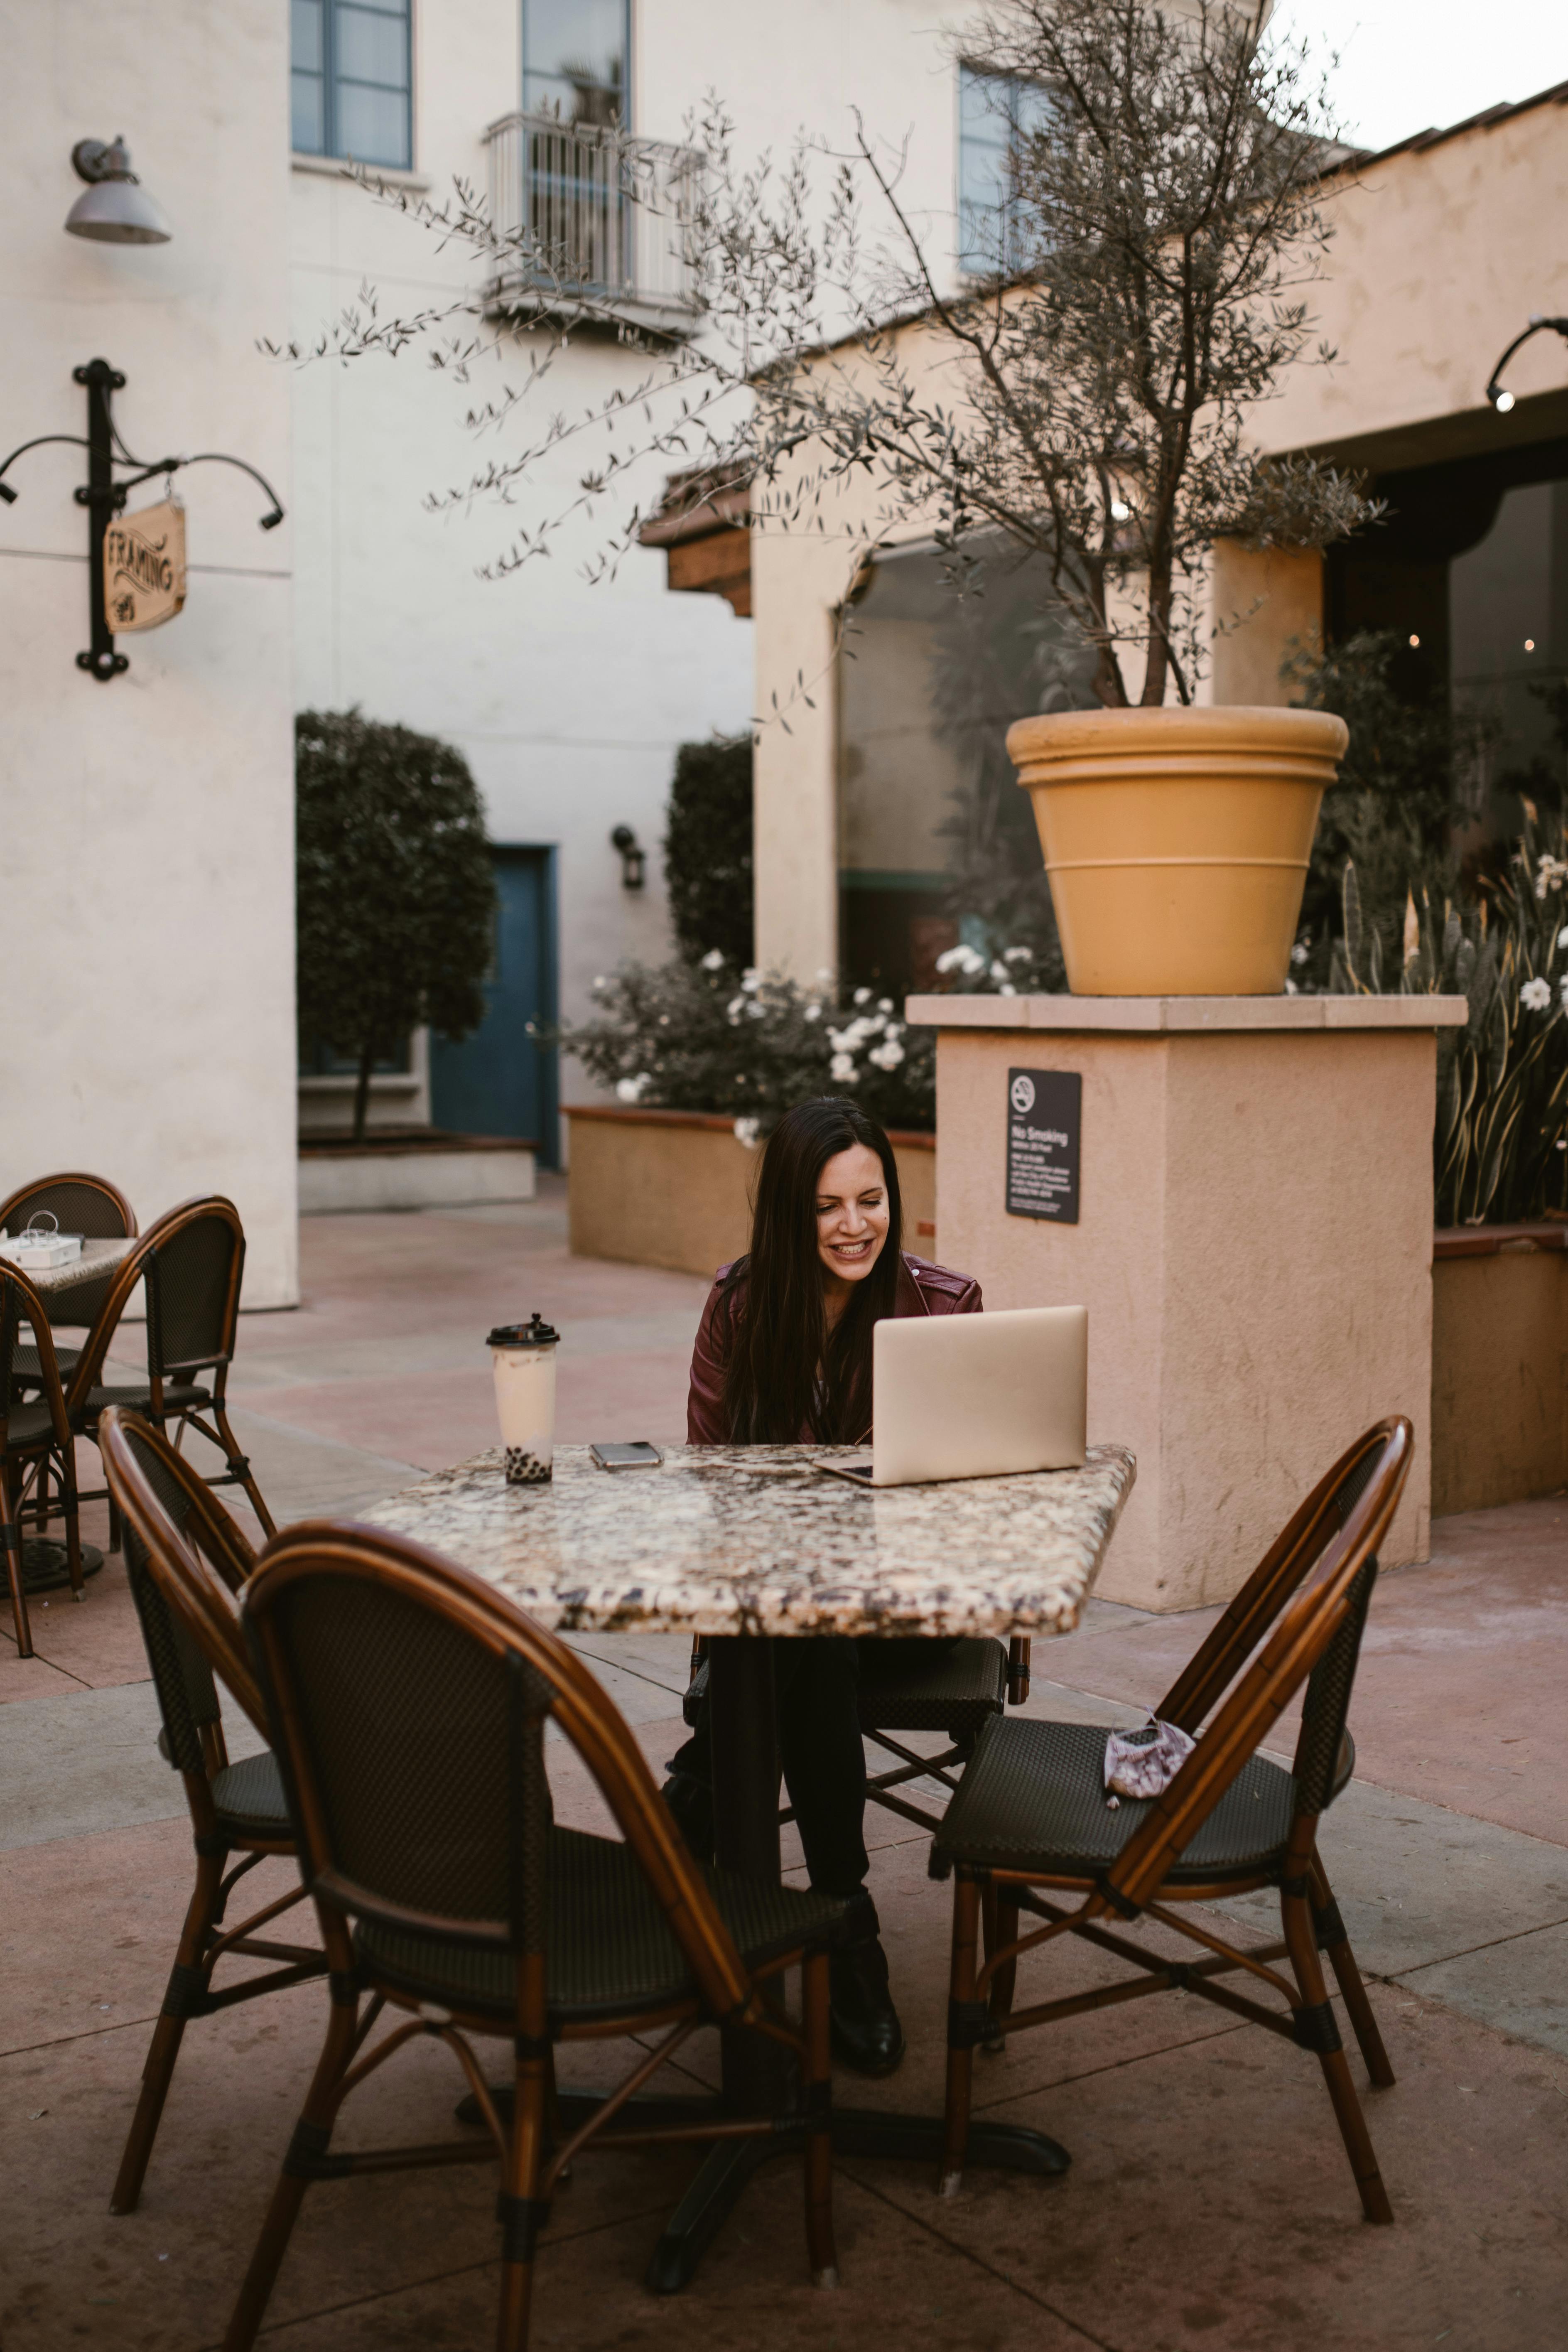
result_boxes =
[814,1142,891,1300]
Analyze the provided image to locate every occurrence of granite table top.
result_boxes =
[4,1237,132,1298]
[360,1441,1137,1640]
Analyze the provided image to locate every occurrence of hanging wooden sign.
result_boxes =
[103,497,186,633]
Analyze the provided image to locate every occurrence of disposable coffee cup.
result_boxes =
[487,1313,561,1484]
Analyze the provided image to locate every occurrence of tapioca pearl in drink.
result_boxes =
[504,1446,553,1485]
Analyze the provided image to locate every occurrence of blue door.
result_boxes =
[430,847,558,1164]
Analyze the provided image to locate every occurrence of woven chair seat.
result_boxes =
[2,1400,56,1447]
[931,1716,1298,1886]
[12,1343,81,1387]
[356,1824,846,2026]
[82,1381,213,1425]
[682,1637,1007,1738]
[211,1749,292,1842]
[856,1637,1007,1733]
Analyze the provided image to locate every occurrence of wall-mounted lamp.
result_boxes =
[1484,314,1568,415]
[65,137,172,245]
[611,825,646,890]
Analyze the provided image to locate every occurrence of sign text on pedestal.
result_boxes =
[1006,1067,1081,1223]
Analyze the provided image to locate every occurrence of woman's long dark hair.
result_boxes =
[722,1097,903,1444]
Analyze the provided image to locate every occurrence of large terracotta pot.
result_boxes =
[1006,704,1349,995]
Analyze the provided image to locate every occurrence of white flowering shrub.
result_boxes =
[559,957,937,1134]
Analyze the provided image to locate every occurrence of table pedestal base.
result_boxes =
[18,1539,104,1593]
[461,2086,1069,2292]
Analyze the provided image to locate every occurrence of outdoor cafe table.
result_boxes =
[363,1438,1137,2288]
[6,1237,133,1588]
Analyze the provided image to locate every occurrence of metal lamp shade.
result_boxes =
[65,179,172,244]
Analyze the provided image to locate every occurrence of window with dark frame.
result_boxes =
[958,63,1052,277]
[292,0,413,169]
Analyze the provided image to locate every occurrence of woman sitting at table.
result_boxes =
[665,1095,981,2078]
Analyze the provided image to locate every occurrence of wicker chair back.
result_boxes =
[0,1262,72,1448]
[245,1522,756,2016]
[1110,1417,1412,1912]
[0,1175,137,1334]
[99,1406,265,1734]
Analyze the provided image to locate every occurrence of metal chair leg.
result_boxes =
[212,1403,275,1537]
[1281,1882,1393,2224]
[2,1512,31,1658]
[496,2033,550,2351]
[110,1846,226,2212]
[939,1874,982,2197]
[802,1949,838,2286]
[1311,1856,1394,2089]
[222,1990,360,2350]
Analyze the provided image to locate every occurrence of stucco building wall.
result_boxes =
[0,1,298,1306]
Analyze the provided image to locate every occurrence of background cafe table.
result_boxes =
[363,1439,1136,2290]
[5,1237,133,1589]
[7,1234,133,1311]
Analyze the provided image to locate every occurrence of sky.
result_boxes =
[1269,0,1568,155]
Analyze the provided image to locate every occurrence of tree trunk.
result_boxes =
[351,1033,377,1147]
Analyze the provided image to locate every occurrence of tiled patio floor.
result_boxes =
[3,1186,1565,2350]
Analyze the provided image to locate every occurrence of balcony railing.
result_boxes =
[483,113,703,334]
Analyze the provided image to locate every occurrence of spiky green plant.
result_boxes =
[1334,815,1568,1224]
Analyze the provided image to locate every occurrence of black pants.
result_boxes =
[668,1636,956,1903]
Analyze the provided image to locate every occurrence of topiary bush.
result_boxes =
[664,734,753,970]
[295,708,497,1142]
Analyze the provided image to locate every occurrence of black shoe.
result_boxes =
[660,1769,714,1866]
[829,1920,905,2078]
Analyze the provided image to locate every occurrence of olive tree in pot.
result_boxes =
[296,710,497,1144]
[901,0,1371,993]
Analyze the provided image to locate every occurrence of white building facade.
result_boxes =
[0,0,1045,1284]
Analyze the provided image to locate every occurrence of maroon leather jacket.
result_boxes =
[686,1251,984,1444]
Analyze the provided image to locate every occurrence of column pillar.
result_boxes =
[906,992,1468,1611]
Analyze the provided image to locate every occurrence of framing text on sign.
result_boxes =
[103,497,186,633]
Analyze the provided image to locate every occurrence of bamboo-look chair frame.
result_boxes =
[226,1522,840,2352]
[936,1417,1413,2225]
[97,1409,324,2215]
[0,1262,85,1656]
[0,1169,137,1240]
[67,1195,276,1537]
[685,1631,1035,1837]
[1,1172,138,1550]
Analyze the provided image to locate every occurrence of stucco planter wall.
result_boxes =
[1431,1225,1566,1516]
[565,1106,936,1279]
[299,1135,536,1214]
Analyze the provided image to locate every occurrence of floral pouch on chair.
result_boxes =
[1104,1715,1195,1808]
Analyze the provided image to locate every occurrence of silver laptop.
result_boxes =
[818,1305,1087,1488]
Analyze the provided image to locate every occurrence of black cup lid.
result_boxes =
[486,1312,560,1349]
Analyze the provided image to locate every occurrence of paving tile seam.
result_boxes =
[194,2200,680,2350]
[967,2016,1251,2116]
[1385,1910,1568,1978]
[2,2008,171,2060]
[839,2161,1120,2350]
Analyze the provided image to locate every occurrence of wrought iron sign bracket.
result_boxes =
[0,357,285,681]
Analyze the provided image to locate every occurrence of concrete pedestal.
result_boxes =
[905,993,1469,1613]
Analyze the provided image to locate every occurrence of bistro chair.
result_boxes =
[931,1417,1412,2224]
[66,1195,276,1537]
[97,1407,321,2216]
[0,1262,85,1656]
[685,1632,1034,1836]
[225,1521,847,2352]
[0,1169,137,1394]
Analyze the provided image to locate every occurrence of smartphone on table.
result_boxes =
[590,1442,664,1471]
